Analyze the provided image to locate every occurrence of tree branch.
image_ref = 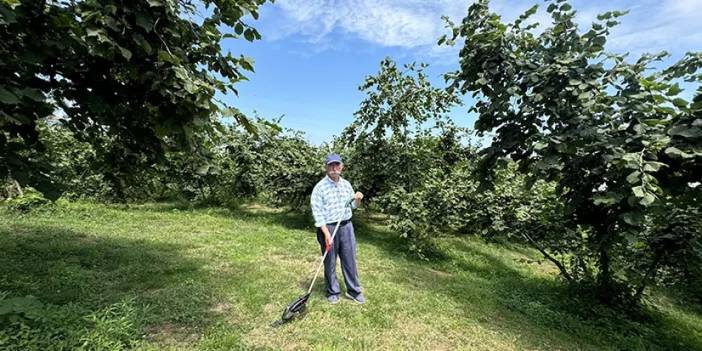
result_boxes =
[520,231,573,282]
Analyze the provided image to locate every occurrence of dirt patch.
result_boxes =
[146,323,201,344]
[427,268,452,277]
[209,302,232,314]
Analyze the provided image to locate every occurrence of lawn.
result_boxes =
[1,201,700,350]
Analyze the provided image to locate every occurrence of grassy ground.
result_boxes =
[0,201,700,350]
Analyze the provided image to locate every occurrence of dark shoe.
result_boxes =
[345,292,365,304]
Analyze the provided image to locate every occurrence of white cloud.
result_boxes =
[605,0,702,59]
[272,0,454,48]
[266,0,702,62]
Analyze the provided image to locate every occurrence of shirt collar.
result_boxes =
[325,175,342,185]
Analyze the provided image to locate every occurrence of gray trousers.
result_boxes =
[316,221,362,297]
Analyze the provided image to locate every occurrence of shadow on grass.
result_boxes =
[359,224,702,351]
[128,201,315,231]
[352,216,452,265]
[0,222,255,348]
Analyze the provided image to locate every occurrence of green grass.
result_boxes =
[1,201,700,350]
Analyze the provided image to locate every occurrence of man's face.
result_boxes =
[326,162,343,177]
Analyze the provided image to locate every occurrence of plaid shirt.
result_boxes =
[310,175,358,228]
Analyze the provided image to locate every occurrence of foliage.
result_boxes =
[340,57,493,258]
[167,116,324,209]
[645,201,702,302]
[35,121,111,200]
[369,128,477,259]
[469,162,579,281]
[378,165,473,260]
[0,0,267,198]
[443,0,702,300]
[0,293,142,351]
[7,111,325,207]
[341,57,463,203]
[204,125,322,209]
[1,187,49,213]
[257,129,325,208]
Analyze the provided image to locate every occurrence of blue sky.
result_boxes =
[220,0,702,144]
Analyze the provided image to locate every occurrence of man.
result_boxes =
[310,153,365,304]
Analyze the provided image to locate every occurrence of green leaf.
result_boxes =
[669,125,702,138]
[666,83,682,96]
[118,46,132,60]
[158,50,180,65]
[626,171,640,184]
[633,123,645,134]
[196,164,210,175]
[240,56,255,72]
[18,88,44,102]
[526,4,538,16]
[642,161,666,172]
[137,37,153,54]
[655,106,675,115]
[622,212,644,226]
[672,98,688,108]
[632,186,644,198]
[146,0,163,7]
[135,14,152,31]
[0,87,20,104]
[593,195,618,205]
[0,4,18,25]
[621,153,638,163]
[243,29,255,42]
[597,12,612,21]
[237,114,258,135]
[86,28,100,37]
[665,146,694,158]
[640,192,656,206]
[592,36,606,47]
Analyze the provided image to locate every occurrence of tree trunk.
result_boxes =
[197,179,206,200]
[634,254,661,300]
[520,231,573,282]
[594,222,614,292]
[13,178,24,197]
[597,247,611,288]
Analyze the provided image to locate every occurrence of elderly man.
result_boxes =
[310,153,365,304]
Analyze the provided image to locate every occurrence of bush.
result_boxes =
[646,203,702,302]
[0,293,143,351]
[378,164,477,260]
[211,123,324,209]
[1,188,50,213]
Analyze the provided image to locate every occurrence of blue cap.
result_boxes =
[325,153,342,165]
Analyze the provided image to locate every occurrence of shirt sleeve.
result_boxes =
[311,185,327,228]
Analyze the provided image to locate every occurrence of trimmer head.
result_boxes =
[280,292,310,322]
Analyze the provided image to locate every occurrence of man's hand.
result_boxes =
[325,235,332,253]
[320,225,332,253]
[353,191,363,207]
